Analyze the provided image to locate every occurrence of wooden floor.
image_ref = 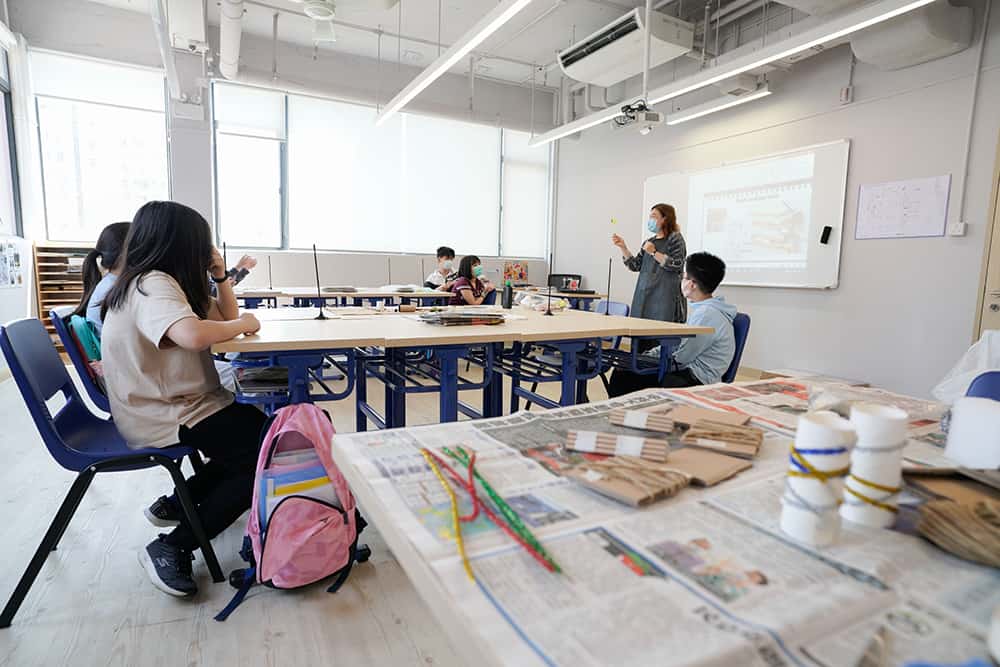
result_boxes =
[0,366,608,666]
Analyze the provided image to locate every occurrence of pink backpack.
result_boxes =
[215,403,369,621]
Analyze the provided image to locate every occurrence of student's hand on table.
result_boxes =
[485,283,495,293]
[235,255,257,272]
[209,247,227,280]
[611,233,626,249]
[642,240,657,255]
[238,312,261,335]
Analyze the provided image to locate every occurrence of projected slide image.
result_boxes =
[700,180,812,270]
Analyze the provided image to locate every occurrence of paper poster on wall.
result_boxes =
[0,239,23,288]
[856,175,950,240]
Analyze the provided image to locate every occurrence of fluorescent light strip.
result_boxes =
[666,86,771,125]
[376,0,537,126]
[528,0,936,146]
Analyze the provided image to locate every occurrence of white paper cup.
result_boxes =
[945,397,1000,469]
[780,502,841,546]
[840,476,898,528]
[796,411,857,449]
[850,403,908,447]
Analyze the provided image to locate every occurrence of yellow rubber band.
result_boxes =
[788,448,850,483]
[844,485,899,514]
[848,474,901,495]
[421,449,474,581]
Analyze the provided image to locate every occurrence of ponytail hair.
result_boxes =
[72,222,131,318]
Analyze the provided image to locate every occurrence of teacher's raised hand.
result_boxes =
[611,233,627,250]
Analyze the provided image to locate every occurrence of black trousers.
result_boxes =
[164,402,267,552]
[607,367,701,398]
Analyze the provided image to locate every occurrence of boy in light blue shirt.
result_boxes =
[608,252,737,396]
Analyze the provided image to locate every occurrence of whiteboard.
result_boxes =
[856,175,950,240]
[642,140,851,289]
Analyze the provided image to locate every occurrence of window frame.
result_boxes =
[210,81,553,259]
[0,57,23,237]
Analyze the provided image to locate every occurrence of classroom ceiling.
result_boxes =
[87,0,680,87]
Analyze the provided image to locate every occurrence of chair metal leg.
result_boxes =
[188,450,205,473]
[159,459,225,584]
[525,381,539,411]
[0,469,95,628]
[600,372,611,396]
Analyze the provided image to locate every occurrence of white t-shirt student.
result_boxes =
[425,259,456,288]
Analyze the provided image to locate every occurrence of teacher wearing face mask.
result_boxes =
[611,203,687,327]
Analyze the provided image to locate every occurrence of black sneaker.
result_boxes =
[144,495,182,528]
[139,536,198,597]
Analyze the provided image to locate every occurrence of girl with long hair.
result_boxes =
[72,221,130,333]
[101,200,263,598]
[449,255,495,305]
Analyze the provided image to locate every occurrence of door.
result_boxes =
[976,131,1000,337]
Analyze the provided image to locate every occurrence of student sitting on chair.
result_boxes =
[449,255,495,305]
[608,252,736,396]
[101,200,265,598]
[425,246,457,291]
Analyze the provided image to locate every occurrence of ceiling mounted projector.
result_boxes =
[304,0,336,20]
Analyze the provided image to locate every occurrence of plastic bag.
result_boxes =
[932,331,1000,404]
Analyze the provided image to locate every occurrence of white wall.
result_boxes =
[555,1,1000,397]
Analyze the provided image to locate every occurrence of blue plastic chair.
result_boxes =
[0,318,224,628]
[49,307,110,413]
[721,312,751,384]
[482,289,498,306]
[523,300,631,410]
[965,371,1000,400]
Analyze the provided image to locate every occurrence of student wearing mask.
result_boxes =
[607,252,736,396]
[101,200,264,598]
[612,203,687,325]
[449,255,495,305]
[425,246,457,291]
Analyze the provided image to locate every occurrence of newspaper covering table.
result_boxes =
[330,390,997,667]
[668,378,955,469]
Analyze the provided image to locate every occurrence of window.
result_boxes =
[213,83,552,258]
[31,51,168,242]
[213,84,284,247]
[501,130,549,258]
[0,52,21,236]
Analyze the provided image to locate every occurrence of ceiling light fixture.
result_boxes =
[666,84,771,125]
[375,0,538,126]
[528,0,937,146]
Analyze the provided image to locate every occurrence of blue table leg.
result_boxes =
[436,347,462,423]
[483,342,504,418]
[242,297,263,309]
[355,353,368,432]
[384,348,407,428]
[509,342,523,413]
[277,353,325,404]
[555,341,587,406]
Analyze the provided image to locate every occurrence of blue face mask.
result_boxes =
[647,218,658,233]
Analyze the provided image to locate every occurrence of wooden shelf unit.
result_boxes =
[34,242,92,353]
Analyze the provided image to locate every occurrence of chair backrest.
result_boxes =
[482,289,497,306]
[722,312,751,384]
[593,300,630,349]
[594,300,629,317]
[965,371,1000,400]
[0,318,94,469]
[548,273,582,289]
[50,307,110,412]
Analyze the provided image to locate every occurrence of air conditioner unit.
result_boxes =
[558,9,694,88]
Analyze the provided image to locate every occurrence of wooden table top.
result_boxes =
[211,307,712,354]
[514,287,608,300]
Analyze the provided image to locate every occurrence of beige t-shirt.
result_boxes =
[101,271,234,449]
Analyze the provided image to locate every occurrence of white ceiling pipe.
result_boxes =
[150,0,183,98]
[219,0,245,80]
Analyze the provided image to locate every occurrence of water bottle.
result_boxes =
[502,280,513,309]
